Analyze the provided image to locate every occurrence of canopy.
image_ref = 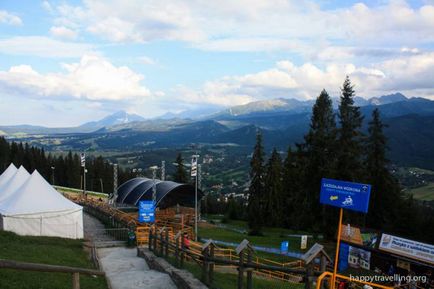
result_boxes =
[0,163,17,188]
[0,169,83,239]
[0,166,30,202]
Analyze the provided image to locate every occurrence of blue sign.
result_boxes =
[138,201,155,223]
[280,241,289,254]
[320,178,371,213]
[338,243,350,272]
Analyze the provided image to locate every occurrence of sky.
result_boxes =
[1,0,434,127]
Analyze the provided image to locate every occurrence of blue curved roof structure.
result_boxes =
[116,177,203,208]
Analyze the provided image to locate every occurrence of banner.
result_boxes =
[301,235,308,250]
[379,234,434,265]
[348,245,371,270]
[191,156,197,177]
[80,153,86,167]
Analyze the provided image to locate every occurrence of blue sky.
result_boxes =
[1,0,434,126]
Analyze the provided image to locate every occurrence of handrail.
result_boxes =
[316,271,393,289]
[0,259,105,276]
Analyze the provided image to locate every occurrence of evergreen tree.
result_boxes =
[365,108,401,229]
[173,153,188,183]
[303,89,338,234]
[264,148,283,226]
[247,130,265,235]
[337,76,364,181]
[282,146,304,229]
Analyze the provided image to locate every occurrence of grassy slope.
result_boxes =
[0,231,107,289]
[199,217,335,263]
[407,183,434,201]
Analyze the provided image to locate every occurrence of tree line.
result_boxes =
[0,138,135,194]
[247,77,434,243]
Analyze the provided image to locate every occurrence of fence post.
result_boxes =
[209,243,214,286]
[201,239,214,286]
[175,231,181,267]
[246,249,253,289]
[72,272,80,289]
[148,227,153,251]
[165,229,169,258]
[305,263,314,289]
[180,232,185,268]
[153,227,157,254]
[238,250,244,289]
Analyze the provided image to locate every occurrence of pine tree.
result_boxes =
[247,130,265,235]
[303,89,338,234]
[365,108,401,229]
[337,76,364,181]
[173,153,188,183]
[282,146,303,228]
[264,148,283,226]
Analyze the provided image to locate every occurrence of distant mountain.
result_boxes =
[79,110,145,130]
[212,98,314,118]
[0,110,145,135]
[368,92,407,105]
[157,106,221,120]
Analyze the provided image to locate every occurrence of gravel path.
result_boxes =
[83,213,115,242]
[98,247,177,289]
[83,213,177,289]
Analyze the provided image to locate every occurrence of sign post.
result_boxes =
[138,200,155,223]
[320,178,371,289]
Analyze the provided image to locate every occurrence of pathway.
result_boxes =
[83,213,177,289]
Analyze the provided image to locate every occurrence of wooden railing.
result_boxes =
[147,227,310,288]
[0,259,105,289]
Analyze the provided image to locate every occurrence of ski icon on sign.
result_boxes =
[342,196,353,206]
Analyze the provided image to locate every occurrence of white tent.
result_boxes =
[0,165,30,202]
[0,163,17,188]
[0,170,83,239]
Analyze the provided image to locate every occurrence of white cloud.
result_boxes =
[0,10,22,26]
[45,1,434,52]
[0,54,152,101]
[138,56,156,65]
[0,36,94,58]
[50,26,78,40]
[177,52,434,106]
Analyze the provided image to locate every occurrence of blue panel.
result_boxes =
[339,243,349,272]
[138,201,155,223]
[280,241,289,254]
[320,178,371,213]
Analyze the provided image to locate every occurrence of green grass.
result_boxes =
[0,231,108,289]
[407,182,434,201]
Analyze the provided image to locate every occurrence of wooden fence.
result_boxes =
[0,259,105,289]
[147,227,314,289]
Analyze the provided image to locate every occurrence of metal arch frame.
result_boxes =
[154,182,203,207]
[118,177,150,203]
[130,179,162,206]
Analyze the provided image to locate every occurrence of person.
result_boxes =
[183,233,190,250]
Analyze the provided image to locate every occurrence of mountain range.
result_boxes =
[2,92,434,170]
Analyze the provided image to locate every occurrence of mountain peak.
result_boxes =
[369,92,407,105]
[79,110,145,130]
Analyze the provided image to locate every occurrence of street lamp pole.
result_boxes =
[51,166,55,185]
[150,165,159,205]
[191,154,200,241]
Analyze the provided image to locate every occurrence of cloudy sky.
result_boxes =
[1,0,434,126]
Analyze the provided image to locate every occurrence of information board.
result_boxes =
[138,200,155,223]
[320,178,371,213]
